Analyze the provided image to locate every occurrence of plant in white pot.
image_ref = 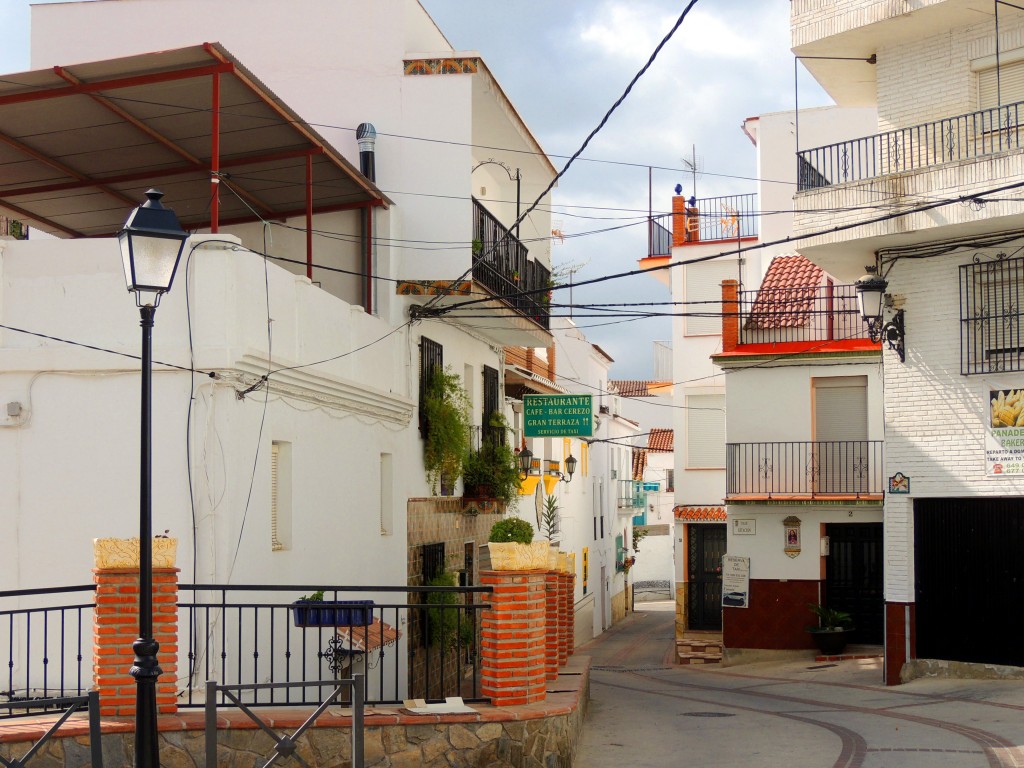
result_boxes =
[484,517,549,571]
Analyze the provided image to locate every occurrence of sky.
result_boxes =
[0,0,832,380]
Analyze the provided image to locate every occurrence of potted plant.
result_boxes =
[422,366,471,495]
[462,412,521,508]
[291,590,375,628]
[806,603,855,654]
[483,517,549,570]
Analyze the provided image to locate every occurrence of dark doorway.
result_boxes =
[825,522,883,644]
[915,497,1024,667]
[687,524,726,630]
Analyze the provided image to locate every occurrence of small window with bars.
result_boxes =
[961,256,1024,374]
[482,365,502,446]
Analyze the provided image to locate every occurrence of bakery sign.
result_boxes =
[986,387,1024,475]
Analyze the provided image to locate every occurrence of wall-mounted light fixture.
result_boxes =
[517,447,534,479]
[855,274,905,363]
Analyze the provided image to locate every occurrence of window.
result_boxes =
[271,442,292,551]
[482,365,502,446]
[978,55,1024,110]
[686,394,725,468]
[419,337,443,437]
[961,256,1024,374]
[813,377,868,494]
[666,469,675,492]
[684,261,738,336]
[422,542,445,583]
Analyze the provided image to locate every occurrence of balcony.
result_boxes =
[472,198,550,331]
[739,283,872,345]
[726,441,884,501]
[617,479,647,511]
[647,193,758,257]
[798,101,1024,191]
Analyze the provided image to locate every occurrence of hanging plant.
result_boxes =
[422,366,471,495]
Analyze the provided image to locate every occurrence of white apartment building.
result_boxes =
[792,0,1024,682]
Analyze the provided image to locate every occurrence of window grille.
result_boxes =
[482,365,502,446]
[419,336,443,436]
[961,256,1024,374]
[422,542,446,583]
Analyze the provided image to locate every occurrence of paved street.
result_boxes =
[576,601,1024,767]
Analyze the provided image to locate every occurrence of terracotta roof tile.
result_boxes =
[608,380,662,398]
[744,254,827,330]
[632,449,647,481]
[646,429,673,452]
[674,505,727,521]
[335,618,401,654]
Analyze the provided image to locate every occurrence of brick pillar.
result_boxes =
[480,570,547,706]
[546,344,556,382]
[884,602,916,686]
[722,279,739,352]
[93,567,179,717]
[557,571,571,665]
[671,196,687,248]
[544,571,560,680]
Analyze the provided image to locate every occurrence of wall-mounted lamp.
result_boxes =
[517,447,534,479]
[560,454,578,484]
[855,274,905,362]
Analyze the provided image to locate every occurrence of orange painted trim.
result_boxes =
[677,235,758,248]
[639,255,671,270]
[714,339,880,358]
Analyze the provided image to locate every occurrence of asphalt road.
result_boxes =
[576,601,1024,768]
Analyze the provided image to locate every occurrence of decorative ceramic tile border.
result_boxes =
[404,58,480,75]
[397,280,472,296]
[674,505,727,521]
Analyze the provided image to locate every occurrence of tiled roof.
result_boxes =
[334,618,401,654]
[744,254,825,330]
[674,505,727,521]
[632,449,647,481]
[647,429,673,452]
[609,380,671,398]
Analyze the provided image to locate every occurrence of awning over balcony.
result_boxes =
[0,42,389,238]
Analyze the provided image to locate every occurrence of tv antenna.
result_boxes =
[681,144,703,200]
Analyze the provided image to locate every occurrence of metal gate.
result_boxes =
[687,524,726,630]
[825,523,883,644]
[915,497,1024,667]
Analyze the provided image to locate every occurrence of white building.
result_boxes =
[792,0,1024,683]
[641,104,876,637]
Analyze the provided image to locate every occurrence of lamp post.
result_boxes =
[118,189,188,768]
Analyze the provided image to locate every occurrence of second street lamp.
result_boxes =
[118,188,188,768]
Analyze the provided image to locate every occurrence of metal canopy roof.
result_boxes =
[0,42,389,238]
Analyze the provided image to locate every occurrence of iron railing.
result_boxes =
[652,194,758,251]
[178,584,490,708]
[0,585,95,710]
[960,255,1024,375]
[647,214,672,257]
[798,100,1024,191]
[617,479,646,510]
[726,441,884,497]
[739,282,872,344]
[0,692,103,766]
[471,198,550,329]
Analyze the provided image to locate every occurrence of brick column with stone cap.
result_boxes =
[479,570,547,706]
[92,538,179,717]
[558,571,572,665]
[544,570,560,680]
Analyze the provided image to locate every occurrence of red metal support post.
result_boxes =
[210,72,220,234]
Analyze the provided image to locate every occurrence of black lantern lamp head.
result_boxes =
[562,454,577,483]
[517,446,533,478]
[855,274,905,362]
[118,189,188,307]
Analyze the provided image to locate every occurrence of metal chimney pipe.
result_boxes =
[356,122,377,181]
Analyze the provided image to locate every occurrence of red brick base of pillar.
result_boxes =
[556,572,569,666]
[480,570,547,706]
[93,567,179,717]
[884,601,915,686]
[544,571,560,681]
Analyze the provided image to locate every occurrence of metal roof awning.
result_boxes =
[0,42,389,238]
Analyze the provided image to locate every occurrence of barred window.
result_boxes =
[961,256,1024,374]
[419,337,443,436]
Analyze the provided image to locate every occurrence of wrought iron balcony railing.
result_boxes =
[739,282,873,344]
[648,193,758,256]
[798,100,1024,191]
[726,441,884,498]
[472,198,550,329]
[617,479,646,510]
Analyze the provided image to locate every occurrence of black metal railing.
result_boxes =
[1,585,95,712]
[472,198,550,329]
[179,584,491,708]
[726,441,884,497]
[658,193,758,248]
[739,282,872,344]
[798,100,1024,191]
[206,678,364,768]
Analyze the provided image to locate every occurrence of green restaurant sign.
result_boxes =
[524,394,593,438]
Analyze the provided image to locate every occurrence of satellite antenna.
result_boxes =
[681,144,703,200]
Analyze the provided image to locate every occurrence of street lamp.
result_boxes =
[118,189,187,768]
[855,274,905,363]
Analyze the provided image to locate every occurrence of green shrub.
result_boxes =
[488,517,534,544]
[422,367,471,494]
[425,571,473,649]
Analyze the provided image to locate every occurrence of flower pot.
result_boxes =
[808,628,854,655]
[93,537,178,569]
[291,600,375,628]
[486,541,550,571]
